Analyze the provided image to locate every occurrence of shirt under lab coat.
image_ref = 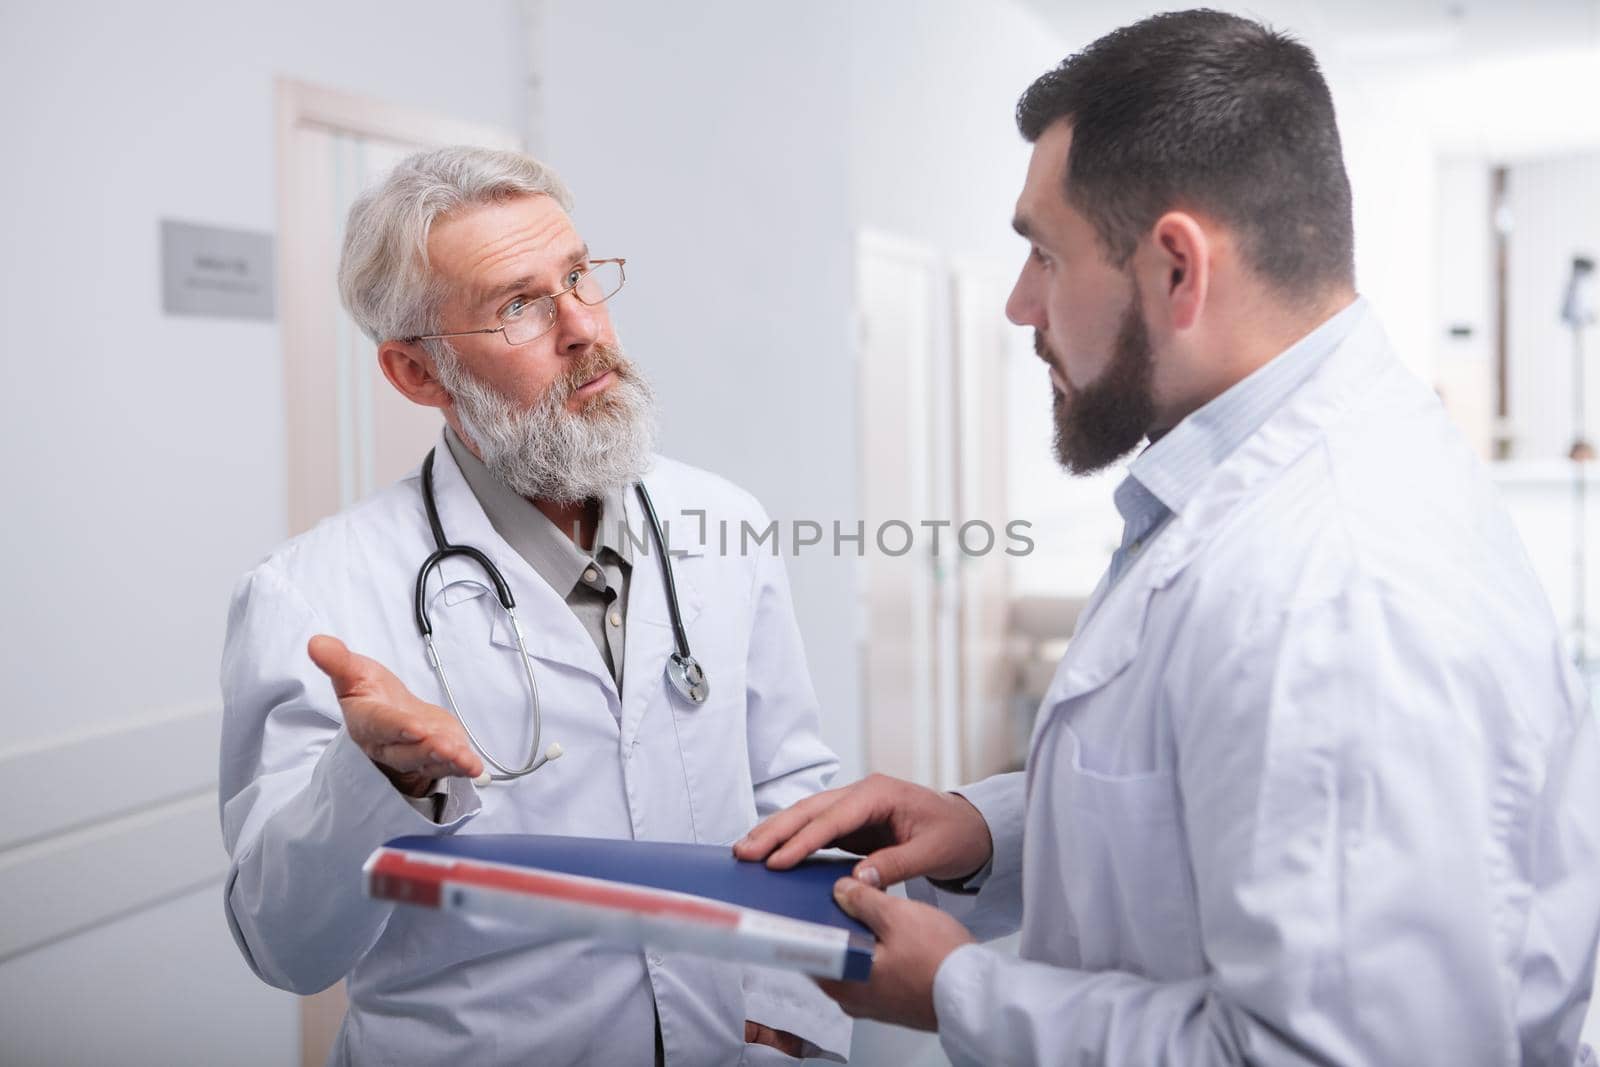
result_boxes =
[923,304,1600,1065]
[218,439,851,1065]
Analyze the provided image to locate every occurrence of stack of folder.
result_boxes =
[365,834,875,980]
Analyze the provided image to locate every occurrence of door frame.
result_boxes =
[272,78,519,1064]
[275,78,520,537]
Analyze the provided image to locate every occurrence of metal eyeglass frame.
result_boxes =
[402,257,626,346]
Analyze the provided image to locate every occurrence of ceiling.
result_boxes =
[1012,0,1600,65]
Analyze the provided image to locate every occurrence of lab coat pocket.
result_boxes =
[424,577,504,662]
[1052,720,1204,978]
[438,576,491,607]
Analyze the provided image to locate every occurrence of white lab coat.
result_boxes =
[219,435,851,1065]
[921,309,1600,1065]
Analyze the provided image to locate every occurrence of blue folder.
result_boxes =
[384,833,875,980]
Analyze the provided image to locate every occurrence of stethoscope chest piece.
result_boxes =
[667,652,710,705]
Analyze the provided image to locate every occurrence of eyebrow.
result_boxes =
[472,244,591,310]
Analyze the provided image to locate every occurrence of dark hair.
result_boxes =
[1017,9,1354,300]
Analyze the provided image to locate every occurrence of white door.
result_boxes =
[951,263,1019,782]
[855,235,1020,790]
[274,78,518,1062]
[276,79,520,537]
[856,232,950,787]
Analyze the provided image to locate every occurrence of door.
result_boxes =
[856,232,950,786]
[274,78,519,1063]
[951,262,1017,781]
[855,235,1018,789]
[276,78,520,537]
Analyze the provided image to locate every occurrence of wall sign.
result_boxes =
[161,218,275,321]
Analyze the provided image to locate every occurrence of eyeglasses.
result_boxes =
[405,258,626,346]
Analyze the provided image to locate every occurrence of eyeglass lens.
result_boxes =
[502,260,625,345]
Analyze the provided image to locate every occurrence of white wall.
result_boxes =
[0,883,290,1067]
[1,0,526,751]
[847,0,1063,265]
[537,0,863,774]
[1,2,526,1062]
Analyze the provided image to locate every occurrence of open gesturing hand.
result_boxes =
[307,635,483,796]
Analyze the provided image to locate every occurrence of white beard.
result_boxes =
[431,341,658,504]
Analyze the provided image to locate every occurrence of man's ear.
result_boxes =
[378,340,451,410]
[1144,211,1209,332]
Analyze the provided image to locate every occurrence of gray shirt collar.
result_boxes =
[1126,296,1366,521]
[442,428,633,598]
[1102,297,1366,590]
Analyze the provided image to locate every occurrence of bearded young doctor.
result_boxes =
[218,147,850,1064]
[739,11,1600,1065]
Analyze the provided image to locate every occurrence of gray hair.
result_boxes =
[337,145,574,344]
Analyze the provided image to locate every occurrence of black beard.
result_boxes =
[1045,296,1155,474]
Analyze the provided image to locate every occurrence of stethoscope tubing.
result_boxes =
[413,448,706,782]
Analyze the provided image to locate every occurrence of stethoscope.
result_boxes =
[413,448,710,785]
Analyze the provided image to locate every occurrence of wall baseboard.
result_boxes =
[0,705,226,962]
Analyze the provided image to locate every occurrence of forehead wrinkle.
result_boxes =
[461,211,572,286]
[473,249,590,312]
[443,228,588,316]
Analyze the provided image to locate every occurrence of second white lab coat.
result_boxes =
[922,308,1600,1065]
[219,436,851,1065]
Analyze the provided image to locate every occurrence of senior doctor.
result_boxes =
[219,146,849,1064]
[739,11,1600,1065]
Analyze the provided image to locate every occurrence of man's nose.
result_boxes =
[1005,269,1038,328]
[555,291,601,353]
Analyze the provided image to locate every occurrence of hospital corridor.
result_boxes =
[3,1,1600,1064]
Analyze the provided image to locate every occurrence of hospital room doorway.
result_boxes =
[854,232,1017,790]
[274,76,519,1064]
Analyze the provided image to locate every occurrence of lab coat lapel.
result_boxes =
[1035,530,1183,717]
[422,434,620,697]
[1031,308,1397,734]
[618,468,705,750]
